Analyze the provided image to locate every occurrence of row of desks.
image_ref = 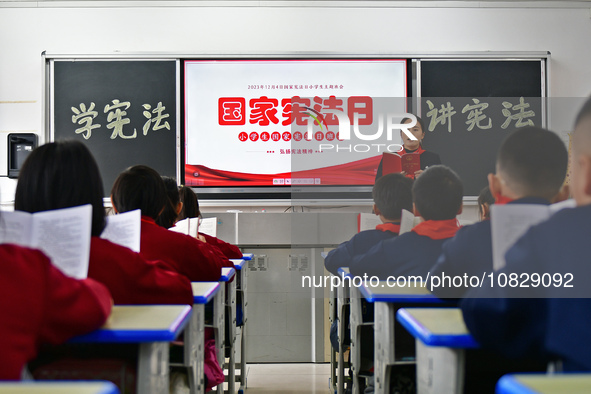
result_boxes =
[332,268,591,394]
[6,255,254,394]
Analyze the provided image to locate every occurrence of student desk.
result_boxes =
[0,382,119,394]
[241,253,253,260]
[218,267,236,394]
[396,308,479,394]
[175,282,220,394]
[230,259,248,394]
[496,373,591,394]
[71,305,192,394]
[357,282,443,394]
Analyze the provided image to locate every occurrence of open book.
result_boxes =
[171,217,218,238]
[357,213,382,232]
[399,209,423,234]
[382,152,421,176]
[100,209,141,252]
[0,205,92,279]
[491,199,576,270]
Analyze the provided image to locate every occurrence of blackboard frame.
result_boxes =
[43,52,550,204]
[44,56,181,197]
[411,52,550,197]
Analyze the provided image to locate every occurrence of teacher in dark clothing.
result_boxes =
[375,115,441,181]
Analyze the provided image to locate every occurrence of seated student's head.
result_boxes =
[412,165,463,220]
[110,165,167,220]
[477,186,494,221]
[14,140,106,237]
[372,173,413,222]
[489,126,568,202]
[156,176,182,229]
[178,186,200,220]
[571,96,591,206]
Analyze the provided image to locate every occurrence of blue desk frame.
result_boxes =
[217,267,236,394]
[230,259,248,394]
[357,283,444,394]
[72,305,192,394]
[396,307,478,394]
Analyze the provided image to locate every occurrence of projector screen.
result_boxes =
[184,59,407,195]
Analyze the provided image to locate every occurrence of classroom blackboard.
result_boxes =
[51,60,177,195]
[419,59,545,196]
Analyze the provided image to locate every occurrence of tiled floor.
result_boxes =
[242,363,332,394]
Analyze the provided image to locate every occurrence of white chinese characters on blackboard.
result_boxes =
[425,97,536,133]
[71,100,171,140]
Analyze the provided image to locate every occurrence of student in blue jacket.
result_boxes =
[461,96,591,373]
[429,126,568,299]
[350,165,463,279]
[324,173,413,276]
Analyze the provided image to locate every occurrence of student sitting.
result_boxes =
[324,173,413,276]
[156,176,183,229]
[14,141,194,305]
[429,127,568,299]
[477,185,494,221]
[0,239,111,380]
[461,96,591,372]
[178,185,243,260]
[350,165,462,279]
[110,165,225,281]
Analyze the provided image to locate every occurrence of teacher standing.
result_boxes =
[375,115,441,181]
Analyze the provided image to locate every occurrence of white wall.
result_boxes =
[1,1,590,203]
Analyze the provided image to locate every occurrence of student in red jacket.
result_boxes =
[0,242,111,380]
[156,176,184,229]
[14,141,194,305]
[178,185,243,260]
[111,165,225,281]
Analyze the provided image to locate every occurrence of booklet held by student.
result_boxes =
[0,204,92,279]
[101,209,141,252]
[491,199,576,271]
[382,152,421,176]
[357,213,382,232]
[171,217,218,238]
[399,209,422,234]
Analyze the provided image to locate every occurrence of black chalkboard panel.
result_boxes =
[419,60,545,196]
[52,60,177,195]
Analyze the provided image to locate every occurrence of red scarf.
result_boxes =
[411,219,461,240]
[494,193,514,205]
[375,222,401,234]
[397,146,426,155]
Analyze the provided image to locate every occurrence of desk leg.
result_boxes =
[337,282,350,394]
[374,302,395,394]
[185,304,205,394]
[213,284,226,393]
[415,340,465,394]
[329,286,337,394]
[227,280,236,394]
[349,287,363,394]
[238,267,248,392]
[138,342,170,394]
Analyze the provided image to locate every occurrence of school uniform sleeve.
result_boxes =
[180,236,225,280]
[460,229,548,360]
[429,222,492,299]
[349,238,391,279]
[140,220,223,282]
[325,236,358,275]
[89,238,193,305]
[201,233,243,259]
[41,258,112,345]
